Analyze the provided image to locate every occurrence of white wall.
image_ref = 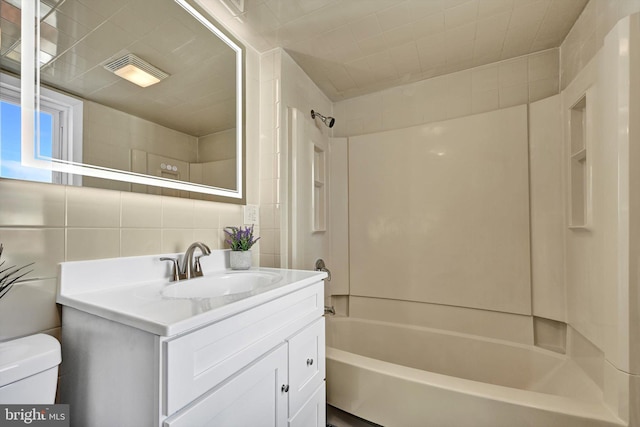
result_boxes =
[560,8,640,424]
[257,49,282,269]
[529,95,566,322]
[348,105,531,324]
[258,49,333,269]
[560,0,640,89]
[333,49,559,137]
[560,9,640,378]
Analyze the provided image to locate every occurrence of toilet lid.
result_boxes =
[0,334,61,387]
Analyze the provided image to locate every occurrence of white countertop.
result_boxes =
[57,252,327,337]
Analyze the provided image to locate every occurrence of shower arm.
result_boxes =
[310,109,336,128]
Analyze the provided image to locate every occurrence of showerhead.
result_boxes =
[311,109,335,128]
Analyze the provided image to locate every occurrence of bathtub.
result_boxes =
[326,317,624,427]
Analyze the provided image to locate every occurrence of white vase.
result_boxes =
[230,250,252,270]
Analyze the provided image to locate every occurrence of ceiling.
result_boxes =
[200,0,588,101]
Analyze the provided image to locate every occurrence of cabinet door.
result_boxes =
[289,383,326,427]
[165,283,323,415]
[164,344,288,427]
[287,317,325,416]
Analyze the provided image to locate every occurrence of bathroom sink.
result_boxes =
[161,271,283,299]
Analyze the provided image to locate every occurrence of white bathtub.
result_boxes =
[326,317,624,427]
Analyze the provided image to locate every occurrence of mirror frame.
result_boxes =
[20,0,246,203]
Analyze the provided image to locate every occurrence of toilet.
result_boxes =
[0,334,61,403]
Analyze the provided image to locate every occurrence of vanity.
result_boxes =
[56,250,327,427]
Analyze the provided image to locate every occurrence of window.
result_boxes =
[0,72,83,184]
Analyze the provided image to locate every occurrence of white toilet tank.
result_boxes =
[0,334,62,404]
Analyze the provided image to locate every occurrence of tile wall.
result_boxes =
[258,49,333,268]
[333,48,559,137]
[0,179,244,341]
[258,49,282,269]
[560,0,640,89]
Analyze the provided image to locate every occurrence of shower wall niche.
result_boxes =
[569,95,589,228]
[313,144,326,232]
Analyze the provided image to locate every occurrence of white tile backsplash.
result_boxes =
[0,168,252,343]
[161,229,196,253]
[161,196,194,229]
[66,228,120,261]
[193,200,222,230]
[259,204,275,230]
[217,203,244,230]
[0,228,65,279]
[192,229,219,249]
[66,186,121,228]
[258,229,276,255]
[120,229,162,257]
[0,181,65,227]
[0,279,60,341]
[121,192,162,228]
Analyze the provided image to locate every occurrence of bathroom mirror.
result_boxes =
[2,0,244,202]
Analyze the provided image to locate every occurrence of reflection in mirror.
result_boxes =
[0,0,244,201]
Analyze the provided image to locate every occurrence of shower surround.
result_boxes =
[330,13,640,427]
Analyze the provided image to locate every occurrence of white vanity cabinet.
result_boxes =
[164,343,289,427]
[165,317,326,427]
[58,267,326,427]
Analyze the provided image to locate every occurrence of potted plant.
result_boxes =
[224,225,260,270]
[0,244,34,300]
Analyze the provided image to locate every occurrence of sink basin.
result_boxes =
[161,271,283,299]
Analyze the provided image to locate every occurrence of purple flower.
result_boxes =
[224,225,260,251]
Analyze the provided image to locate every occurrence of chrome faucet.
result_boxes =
[182,242,211,280]
[161,242,211,281]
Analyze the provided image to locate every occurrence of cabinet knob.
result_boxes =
[281,384,289,393]
[306,358,314,366]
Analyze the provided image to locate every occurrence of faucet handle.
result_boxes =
[160,257,181,282]
[194,255,205,277]
[315,259,331,281]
